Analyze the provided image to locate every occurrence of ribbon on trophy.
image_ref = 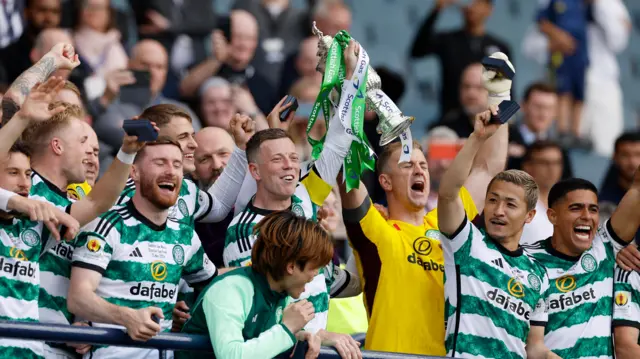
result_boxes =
[307,30,375,191]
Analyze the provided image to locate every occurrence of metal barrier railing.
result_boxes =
[0,320,444,358]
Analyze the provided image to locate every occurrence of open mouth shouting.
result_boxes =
[157,180,178,195]
[410,179,426,194]
[282,174,296,184]
[573,224,593,241]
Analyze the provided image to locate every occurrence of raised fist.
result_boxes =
[482,52,514,106]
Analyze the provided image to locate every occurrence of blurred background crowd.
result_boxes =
[0,0,639,342]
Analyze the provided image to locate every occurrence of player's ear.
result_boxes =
[285,261,295,275]
[130,164,140,182]
[525,208,536,224]
[249,162,260,181]
[547,207,557,226]
[379,173,392,192]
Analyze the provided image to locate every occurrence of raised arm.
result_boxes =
[71,126,152,226]
[463,52,514,211]
[610,166,640,243]
[438,108,500,236]
[2,43,80,124]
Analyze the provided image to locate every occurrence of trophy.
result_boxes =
[481,53,519,124]
[312,22,414,146]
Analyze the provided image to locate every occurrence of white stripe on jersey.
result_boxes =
[545,315,611,351]
[0,338,44,356]
[451,313,524,357]
[39,270,69,299]
[1,296,38,320]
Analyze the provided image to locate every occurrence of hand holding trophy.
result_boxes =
[481,52,519,123]
[309,23,415,191]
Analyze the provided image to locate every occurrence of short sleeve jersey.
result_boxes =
[29,171,75,326]
[341,187,478,356]
[442,218,549,359]
[117,178,214,226]
[613,267,640,331]
[0,216,46,358]
[525,220,626,358]
[223,166,334,334]
[72,201,216,358]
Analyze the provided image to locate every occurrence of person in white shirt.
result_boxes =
[582,0,631,156]
[520,141,565,244]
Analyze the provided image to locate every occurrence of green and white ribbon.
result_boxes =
[307,30,374,191]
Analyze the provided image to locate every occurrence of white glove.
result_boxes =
[482,52,515,107]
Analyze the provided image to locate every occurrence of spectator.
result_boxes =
[0,0,62,82]
[520,141,564,245]
[422,126,461,211]
[410,0,510,117]
[582,0,631,156]
[599,132,640,243]
[0,0,25,49]
[232,0,308,89]
[527,178,640,358]
[68,138,218,358]
[94,39,201,171]
[278,36,321,99]
[431,62,487,138]
[179,10,275,115]
[507,82,573,179]
[179,211,361,359]
[72,0,128,99]
[278,1,351,99]
[199,77,234,129]
[192,127,236,267]
[288,76,322,161]
[537,0,590,149]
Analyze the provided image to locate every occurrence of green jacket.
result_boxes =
[177,267,296,359]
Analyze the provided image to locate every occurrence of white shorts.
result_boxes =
[44,344,77,359]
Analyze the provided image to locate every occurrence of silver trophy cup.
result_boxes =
[312,22,414,146]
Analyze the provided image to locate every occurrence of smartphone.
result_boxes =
[119,70,152,108]
[280,95,299,122]
[123,119,158,142]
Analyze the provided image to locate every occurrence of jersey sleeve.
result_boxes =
[342,196,397,252]
[203,275,296,359]
[613,266,640,329]
[425,186,479,230]
[530,272,550,327]
[182,232,217,285]
[300,165,333,207]
[597,219,628,257]
[72,217,118,274]
[440,215,477,255]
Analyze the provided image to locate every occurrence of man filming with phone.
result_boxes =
[95,40,201,173]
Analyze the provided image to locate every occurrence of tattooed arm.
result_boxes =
[1,43,80,125]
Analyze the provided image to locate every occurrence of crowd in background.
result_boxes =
[0,0,639,358]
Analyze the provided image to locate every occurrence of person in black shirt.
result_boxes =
[410,0,511,117]
[0,0,62,83]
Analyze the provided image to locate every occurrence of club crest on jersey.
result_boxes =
[581,254,597,272]
[151,260,168,281]
[178,199,188,217]
[292,204,304,217]
[172,245,185,265]
[87,237,102,253]
[615,291,630,306]
[527,274,541,292]
[21,229,40,247]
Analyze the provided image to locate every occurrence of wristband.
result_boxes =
[0,187,18,212]
[116,149,136,165]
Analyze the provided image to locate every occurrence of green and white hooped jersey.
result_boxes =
[0,216,46,358]
[29,171,76,326]
[117,178,214,226]
[441,218,549,359]
[613,266,640,332]
[525,220,625,359]
[223,166,341,334]
[72,201,217,358]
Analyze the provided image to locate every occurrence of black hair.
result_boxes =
[548,178,598,208]
[614,131,640,153]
